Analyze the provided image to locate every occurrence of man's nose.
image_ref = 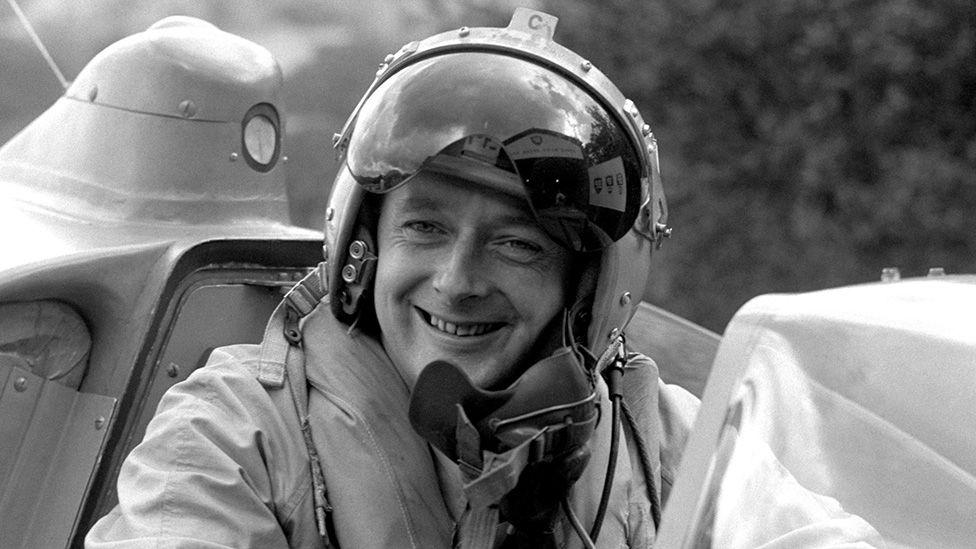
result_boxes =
[432,240,490,302]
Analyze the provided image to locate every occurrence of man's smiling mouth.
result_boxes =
[417,308,505,337]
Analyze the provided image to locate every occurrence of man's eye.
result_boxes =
[497,238,547,262]
[504,239,542,253]
[404,221,441,234]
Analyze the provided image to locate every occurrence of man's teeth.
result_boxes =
[428,314,495,336]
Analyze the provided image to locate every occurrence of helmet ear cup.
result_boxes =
[586,230,655,357]
[331,223,377,325]
[326,171,382,327]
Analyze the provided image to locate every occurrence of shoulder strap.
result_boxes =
[254,262,339,548]
[620,351,663,529]
[256,262,329,388]
[619,352,658,449]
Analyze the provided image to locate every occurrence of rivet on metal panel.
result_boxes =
[88,85,98,102]
[166,363,180,378]
[178,99,197,118]
[282,156,289,163]
[384,53,395,64]
[229,152,239,162]
[581,60,592,72]
[458,26,470,37]
[341,264,358,283]
[94,417,106,430]
[642,123,652,137]
[619,292,632,306]
[13,377,27,392]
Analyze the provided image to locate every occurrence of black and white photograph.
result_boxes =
[1,1,973,547]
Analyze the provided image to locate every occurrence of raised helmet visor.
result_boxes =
[343,52,643,252]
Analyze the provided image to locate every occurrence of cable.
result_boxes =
[5,0,69,89]
[589,364,623,542]
[562,498,596,549]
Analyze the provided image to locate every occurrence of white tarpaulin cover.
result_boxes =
[657,276,976,548]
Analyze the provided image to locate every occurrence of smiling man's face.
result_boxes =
[373,172,571,389]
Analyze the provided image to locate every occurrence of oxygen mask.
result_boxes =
[409,337,600,545]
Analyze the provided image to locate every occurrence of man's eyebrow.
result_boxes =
[494,213,543,230]
[396,196,441,212]
[396,196,539,228]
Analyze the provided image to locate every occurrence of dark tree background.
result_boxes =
[542,0,976,331]
[2,0,974,332]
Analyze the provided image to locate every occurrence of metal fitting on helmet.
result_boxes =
[324,8,669,359]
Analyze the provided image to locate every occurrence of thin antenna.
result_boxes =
[5,0,69,90]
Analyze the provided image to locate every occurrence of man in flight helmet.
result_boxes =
[319,9,693,546]
[88,9,699,548]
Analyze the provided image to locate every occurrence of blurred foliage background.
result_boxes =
[2,0,973,332]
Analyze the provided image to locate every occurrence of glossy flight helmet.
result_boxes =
[324,8,669,363]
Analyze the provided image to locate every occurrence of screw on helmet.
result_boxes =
[324,8,669,362]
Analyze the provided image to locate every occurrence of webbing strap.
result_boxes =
[286,342,337,548]
[254,262,336,547]
[285,262,329,316]
[454,505,499,549]
[255,263,329,388]
[619,353,663,530]
[462,437,536,509]
[622,400,661,529]
[256,301,289,387]
[451,410,539,549]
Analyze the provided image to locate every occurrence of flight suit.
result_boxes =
[86,299,699,548]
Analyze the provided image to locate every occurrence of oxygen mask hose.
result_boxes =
[589,356,624,543]
[562,498,597,549]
